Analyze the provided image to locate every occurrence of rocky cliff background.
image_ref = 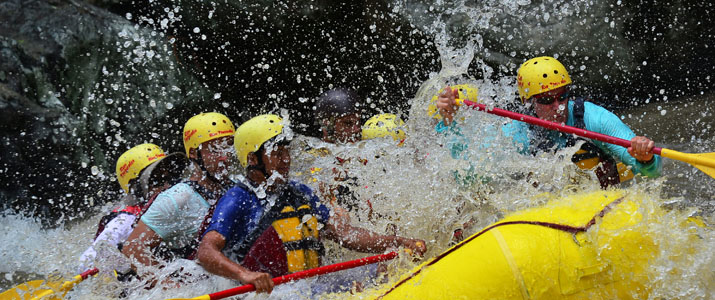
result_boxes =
[1,0,712,223]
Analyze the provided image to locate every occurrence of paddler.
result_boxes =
[196,114,426,294]
[435,57,662,188]
[77,144,187,277]
[121,112,236,285]
[312,87,365,213]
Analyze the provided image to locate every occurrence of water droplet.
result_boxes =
[193,27,201,33]
[91,166,99,176]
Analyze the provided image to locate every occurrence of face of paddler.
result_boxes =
[197,136,234,182]
[260,143,291,186]
[327,113,361,144]
[530,86,570,124]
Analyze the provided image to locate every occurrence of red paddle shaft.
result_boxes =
[461,100,661,155]
[208,251,399,299]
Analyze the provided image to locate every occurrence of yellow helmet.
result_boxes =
[183,112,235,157]
[234,114,284,168]
[362,113,406,143]
[428,84,479,119]
[517,56,572,102]
[116,143,166,193]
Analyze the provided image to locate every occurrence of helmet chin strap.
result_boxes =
[246,149,270,183]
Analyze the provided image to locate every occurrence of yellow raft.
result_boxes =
[369,190,662,299]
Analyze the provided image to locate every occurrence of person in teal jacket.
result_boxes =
[435,57,661,188]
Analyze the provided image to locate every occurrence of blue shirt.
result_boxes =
[436,100,661,178]
[204,181,331,259]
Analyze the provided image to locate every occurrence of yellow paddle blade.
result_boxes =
[0,280,61,300]
[660,149,715,179]
[0,274,84,300]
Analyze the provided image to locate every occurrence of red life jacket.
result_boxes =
[93,194,156,240]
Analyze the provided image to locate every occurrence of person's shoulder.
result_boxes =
[583,100,611,113]
[163,181,192,193]
[157,182,202,206]
[289,181,315,194]
[582,100,619,121]
[502,119,529,133]
[153,182,189,201]
[220,183,258,205]
[224,184,249,197]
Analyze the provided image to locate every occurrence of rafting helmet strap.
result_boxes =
[567,98,622,188]
[246,144,270,182]
[246,137,292,183]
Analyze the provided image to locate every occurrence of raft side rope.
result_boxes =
[375,196,626,299]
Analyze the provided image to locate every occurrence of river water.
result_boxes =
[1,0,714,298]
[1,88,713,299]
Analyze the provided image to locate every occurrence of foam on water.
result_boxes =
[2,0,714,298]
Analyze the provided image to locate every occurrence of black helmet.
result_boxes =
[315,88,361,121]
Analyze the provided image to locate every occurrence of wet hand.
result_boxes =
[238,270,274,294]
[401,238,427,257]
[436,86,460,125]
[628,136,655,163]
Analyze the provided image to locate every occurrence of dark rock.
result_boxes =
[402,0,715,106]
[0,0,209,223]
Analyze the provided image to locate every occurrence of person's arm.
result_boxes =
[78,213,137,272]
[321,217,426,256]
[196,231,274,293]
[121,220,165,273]
[585,103,662,177]
[301,182,426,255]
[121,188,183,275]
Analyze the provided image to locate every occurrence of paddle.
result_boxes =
[456,99,715,178]
[167,251,400,300]
[0,268,98,300]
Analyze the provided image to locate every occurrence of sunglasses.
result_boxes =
[532,91,570,105]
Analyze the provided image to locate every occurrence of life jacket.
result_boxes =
[93,194,157,241]
[234,183,325,277]
[529,99,634,189]
[568,99,635,188]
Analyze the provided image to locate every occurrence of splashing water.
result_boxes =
[1,1,713,299]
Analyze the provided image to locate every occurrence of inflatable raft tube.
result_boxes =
[370,190,659,299]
